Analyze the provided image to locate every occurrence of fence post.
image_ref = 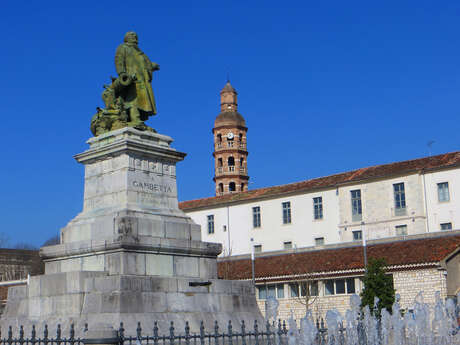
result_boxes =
[83,324,120,345]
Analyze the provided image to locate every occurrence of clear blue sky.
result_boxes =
[1,1,459,247]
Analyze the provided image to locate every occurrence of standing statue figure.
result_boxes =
[115,31,160,127]
[90,31,160,136]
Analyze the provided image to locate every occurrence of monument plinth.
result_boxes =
[1,127,262,335]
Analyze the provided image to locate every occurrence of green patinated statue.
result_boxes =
[91,32,160,136]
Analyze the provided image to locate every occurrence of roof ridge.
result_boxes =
[180,151,460,209]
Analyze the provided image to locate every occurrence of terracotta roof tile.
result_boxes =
[180,152,460,210]
[217,234,460,280]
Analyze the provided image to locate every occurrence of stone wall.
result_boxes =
[255,267,448,322]
[393,267,447,308]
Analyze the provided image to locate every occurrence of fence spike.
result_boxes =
[31,325,36,341]
[241,320,246,345]
[169,321,175,339]
[8,326,12,341]
[153,321,158,337]
[228,320,233,345]
[185,321,190,336]
[185,321,190,345]
[84,323,88,332]
[70,324,75,341]
[119,322,125,340]
[153,321,159,345]
[19,325,24,341]
[214,321,219,345]
[199,321,205,345]
[137,322,142,339]
[282,320,287,334]
[44,325,48,340]
[254,320,259,345]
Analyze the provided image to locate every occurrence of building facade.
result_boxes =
[180,152,460,256]
[217,232,460,321]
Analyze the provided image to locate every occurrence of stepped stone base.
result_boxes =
[1,272,261,336]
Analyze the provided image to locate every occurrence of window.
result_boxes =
[395,225,407,236]
[228,157,235,172]
[441,222,452,231]
[282,202,291,224]
[257,284,284,299]
[229,182,236,192]
[253,207,261,228]
[241,183,245,191]
[240,157,244,167]
[207,215,214,234]
[313,197,323,220]
[437,182,450,202]
[393,183,406,216]
[254,245,262,253]
[324,278,356,295]
[283,241,292,249]
[218,183,224,194]
[351,190,362,221]
[315,237,325,246]
[353,230,362,241]
[289,281,318,297]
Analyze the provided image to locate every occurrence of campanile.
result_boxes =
[213,82,249,195]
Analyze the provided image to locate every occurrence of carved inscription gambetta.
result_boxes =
[132,181,172,193]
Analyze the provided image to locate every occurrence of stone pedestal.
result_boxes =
[1,128,262,336]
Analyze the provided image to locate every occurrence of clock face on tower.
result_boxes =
[227,132,234,140]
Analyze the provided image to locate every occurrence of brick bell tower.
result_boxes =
[213,81,249,196]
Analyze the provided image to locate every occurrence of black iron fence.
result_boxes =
[0,320,336,345]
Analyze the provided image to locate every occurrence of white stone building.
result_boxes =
[180,151,460,256]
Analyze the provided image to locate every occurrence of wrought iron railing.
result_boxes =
[0,319,338,345]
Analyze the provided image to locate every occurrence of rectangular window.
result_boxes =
[310,281,319,296]
[395,225,408,236]
[393,183,406,216]
[289,281,318,297]
[335,279,346,294]
[325,280,334,295]
[315,237,325,246]
[353,230,362,241]
[289,283,299,297]
[254,244,262,253]
[346,278,355,294]
[207,215,214,234]
[437,182,450,202]
[276,283,284,299]
[257,284,284,300]
[324,279,355,295]
[441,222,452,231]
[313,197,323,220]
[252,206,261,228]
[282,202,291,224]
[257,286,267,299]
[351,190,362,221]
[283,241,292,249]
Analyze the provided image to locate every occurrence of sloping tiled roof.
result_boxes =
[217,234,460,281]
[180,152,460,211]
